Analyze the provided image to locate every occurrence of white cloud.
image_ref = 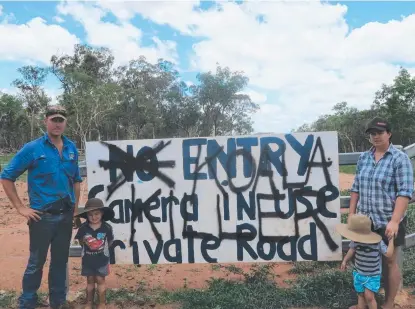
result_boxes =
[56,1,178,65]
[239,89,267,104]
[0,16,79,64]
[105,1,415,132]
[53,16,65,23]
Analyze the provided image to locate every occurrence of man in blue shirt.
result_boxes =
[0,105,82,309]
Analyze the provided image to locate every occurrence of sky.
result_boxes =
[0,0,415,134]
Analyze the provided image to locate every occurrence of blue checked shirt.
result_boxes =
[351,144,414,230]
[0,134,83,210]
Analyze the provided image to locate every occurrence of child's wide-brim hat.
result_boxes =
[336,214,382,244]
[75,198,115,221]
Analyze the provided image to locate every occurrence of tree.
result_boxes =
[12,66,50,140]
[294,102,376,153]
[51,44,120,150]
[0,93,30,150]
[192,65,259,136]
[4,43,262,151]
[372,67,415,146]
[294,68,415,152]
[114,57,184,140]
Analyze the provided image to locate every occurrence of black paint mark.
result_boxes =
[98,141,175,201]
[181,135,339,252]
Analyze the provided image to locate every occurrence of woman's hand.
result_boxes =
[385,220,399,239]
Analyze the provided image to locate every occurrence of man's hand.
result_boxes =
[17,207,42,222]
[73,217,82,229]
[340,261,347,271]
[385,220,399,239]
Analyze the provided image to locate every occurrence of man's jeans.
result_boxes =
[18,211,73,309]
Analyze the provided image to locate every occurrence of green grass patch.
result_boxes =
[403,247,415,287]
[158,264,375,309]
[0,154,28,181]
[339,165,356,174]
[0,290,17,308]
[340,189,350,196]
[0,291,48,309]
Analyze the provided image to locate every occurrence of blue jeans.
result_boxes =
[18,211,73,309]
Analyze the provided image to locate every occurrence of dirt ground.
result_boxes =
[1,173,414,308]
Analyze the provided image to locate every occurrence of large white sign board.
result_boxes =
[85,132,342,264]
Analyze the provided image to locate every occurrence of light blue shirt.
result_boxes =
[0,134,83,210]
[351,143,414,229]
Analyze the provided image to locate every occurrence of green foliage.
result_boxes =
[0,290,16,308]
[0,291,48,309]
[403,205,415,287]
[1,44,260,152]
[289,261,339,274]
[406,203,415,234]
[373,68,415,147]
[12,66,51,141]
[295,68,415,154]
[0,153,27,181]
[340,189,350,196]
[159,264,366,309]
[0,93,31,151]
[339,165,356,174]
[403,247,415,287]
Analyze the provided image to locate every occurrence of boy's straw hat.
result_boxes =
[75,198,115,221]
[335,214,382,244]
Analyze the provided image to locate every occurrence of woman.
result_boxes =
[348,116,414,309]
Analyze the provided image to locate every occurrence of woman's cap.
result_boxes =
[365,117,391,133]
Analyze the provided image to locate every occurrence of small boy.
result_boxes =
[75,198,115,309]
[336,214,394,309]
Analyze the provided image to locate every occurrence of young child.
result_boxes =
[336,214,394,309]
[75,198,115,309]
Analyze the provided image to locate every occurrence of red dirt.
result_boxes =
[1,173,414,309]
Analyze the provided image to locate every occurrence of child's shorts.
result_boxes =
[81,264,110,277]
[353,270,380,293]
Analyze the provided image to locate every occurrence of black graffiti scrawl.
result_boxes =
[97,140,175,246]
[88,133,342,264]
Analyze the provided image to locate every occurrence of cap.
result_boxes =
[365,117,390,133]
[45,105,67,120]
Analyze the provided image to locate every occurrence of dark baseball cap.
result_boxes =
[45,105,67,120]
[365,117,391,133]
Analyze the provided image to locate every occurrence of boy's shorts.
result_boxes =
[81,264,110,277]
[353,271,380,293]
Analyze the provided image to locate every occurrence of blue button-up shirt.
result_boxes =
[0,134,83,210]
[351,144,414,229]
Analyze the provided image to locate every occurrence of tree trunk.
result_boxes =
[30,111,35,140]
[82,133,87,154]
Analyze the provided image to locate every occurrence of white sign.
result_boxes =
[85,132,342,264]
